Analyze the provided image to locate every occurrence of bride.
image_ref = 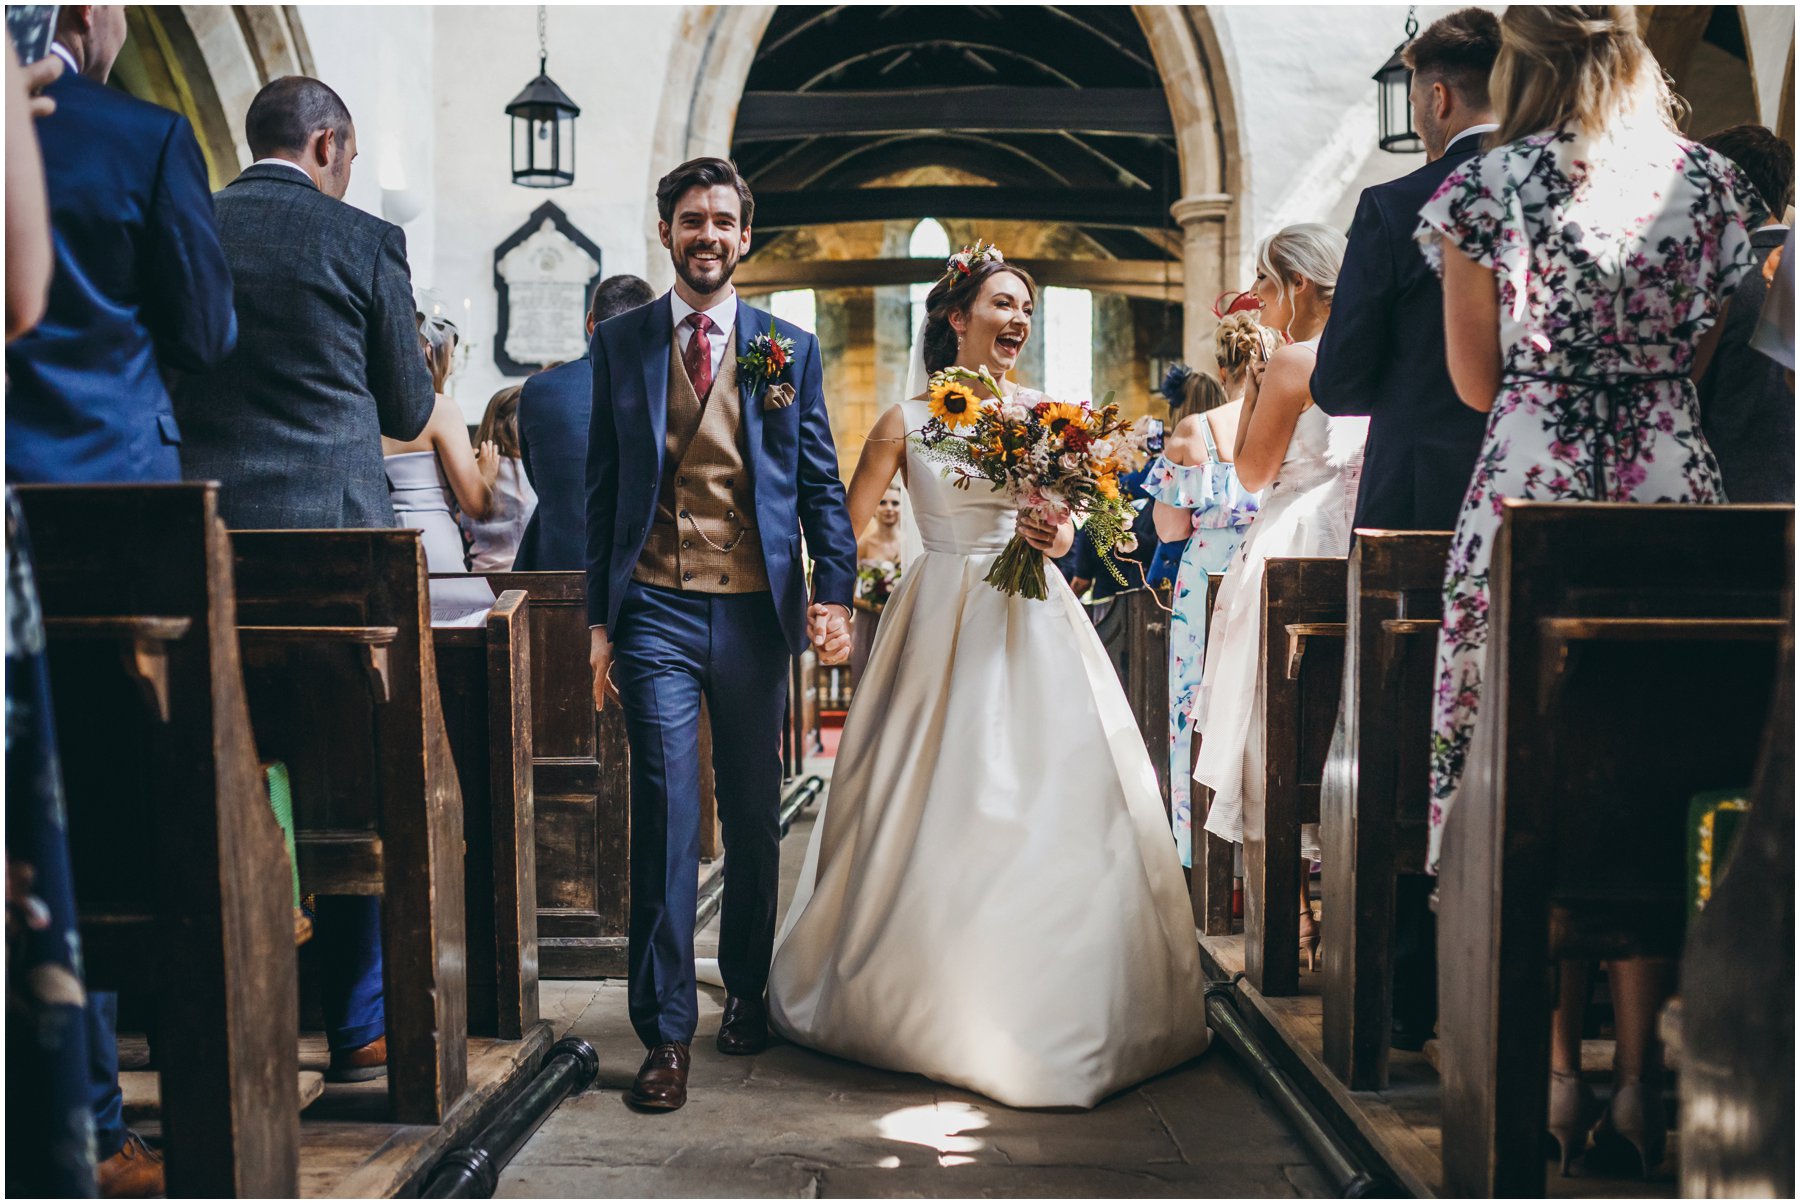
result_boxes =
[767,246,1209,1109]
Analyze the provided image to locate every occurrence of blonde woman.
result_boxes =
[1417,5,1764,1175]
[1191,225,1366,970]
[1146,314,1274,869]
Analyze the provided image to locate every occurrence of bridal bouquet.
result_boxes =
[913,365,1138,600]
[856,560,901,610]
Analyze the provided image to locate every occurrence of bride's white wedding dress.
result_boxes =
[767,392,1210,1109]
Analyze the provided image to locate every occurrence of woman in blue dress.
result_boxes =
[1146,314,1273,866]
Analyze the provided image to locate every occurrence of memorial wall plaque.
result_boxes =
[493,201,602,375]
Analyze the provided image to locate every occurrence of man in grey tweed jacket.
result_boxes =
[176,76,433,529]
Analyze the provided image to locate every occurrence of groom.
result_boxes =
[586,156,858,1112]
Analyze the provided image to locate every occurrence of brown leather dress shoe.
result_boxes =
[625,1042,690,1112]
[97,1132,165,1198]
[716,994,770,1056]
[327,1033,388,1083]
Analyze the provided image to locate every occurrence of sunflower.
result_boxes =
[929,378,985,430]
[1039,402,1087,440]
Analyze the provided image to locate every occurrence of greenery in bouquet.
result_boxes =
[856,559,901,611]
[911,365,1139,600]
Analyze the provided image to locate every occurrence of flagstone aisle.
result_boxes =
[504,787,1328,1199]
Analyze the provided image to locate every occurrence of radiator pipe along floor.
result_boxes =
[696,774,825,931]
[419,1038,600,1198]
[1202,975,1396,1198]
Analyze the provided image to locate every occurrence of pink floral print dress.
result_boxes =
[1413,123,1764,873]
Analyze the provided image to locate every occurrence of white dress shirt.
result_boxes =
[48,42,78,73]
[669,289,737,381]
[251,157,317,185]
[1445,123,1499,154]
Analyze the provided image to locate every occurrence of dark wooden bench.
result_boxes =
[1436,502,1792,1197]
[788,645,821,774]
[1321,531,1451,1089]
[230,530,468,1124]
[1089,586,1173,809]
[431,588,538,1038]
[473,572,631,978]
[17,483,299,1197]
[1245,556,1347,997]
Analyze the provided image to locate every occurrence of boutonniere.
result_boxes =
[737,318,797,411]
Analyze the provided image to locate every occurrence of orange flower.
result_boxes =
[1096,474,1120,500]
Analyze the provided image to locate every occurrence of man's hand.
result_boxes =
[22,53,62,118]
[589,626,620,712]
[807,603,852,666]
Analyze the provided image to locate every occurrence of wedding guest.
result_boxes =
[1416,5,1764,1175]
[1751,228,1793,375]
[1148,318,1270,869]
[1193,224,1364,972]
[176,74,437,1089]
[850,484,905,683]
[4,10,236,1194]
[462,384,538,571]
[5,39,103,1203]
[1696,123,1792,502]
[516,273,655,570]
[174,75,435,529]
[7,4,235,489]
[1313,6,1499,533]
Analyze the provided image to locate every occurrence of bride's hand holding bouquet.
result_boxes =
[912,363,1139,600]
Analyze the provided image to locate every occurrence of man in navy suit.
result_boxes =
[5,5,235,488]
[1311,8,1500,1057]
[515,274,655,570]
[586,158,857,1111]
[3,8,234,1194]
[1312,8,1499,534]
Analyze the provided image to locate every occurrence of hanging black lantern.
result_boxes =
[507,6,579,188]
[1375,7,1423,154]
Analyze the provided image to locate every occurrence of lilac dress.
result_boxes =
[1144,414,1258,867]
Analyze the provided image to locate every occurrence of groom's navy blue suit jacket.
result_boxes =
[1311,135,1489,532]
[584,293,858,652]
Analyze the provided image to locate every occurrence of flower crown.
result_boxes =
[943,239,1005,283]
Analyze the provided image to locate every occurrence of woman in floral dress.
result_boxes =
[1416,4,1763,1176]
[1147,316,1272,867]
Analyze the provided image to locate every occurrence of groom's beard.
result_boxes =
[673,241,739,297]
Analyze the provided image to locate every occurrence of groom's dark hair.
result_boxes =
[1404,8,1501,109]
[656,157,756,228]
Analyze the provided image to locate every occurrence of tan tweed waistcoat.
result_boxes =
[633,331,768,594]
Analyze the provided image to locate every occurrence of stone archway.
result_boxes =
[111,5,314,189]
[645,4,1244,368]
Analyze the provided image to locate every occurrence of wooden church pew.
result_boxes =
[1321,531,1451,1089]
[230,529,468,1124]
[1436,502,1792,1197]
[1245,556,1347,997]
[431,588,539,1038]
[1089,585,1174,808]
[475,571,631,977]
[17,483,299,1198]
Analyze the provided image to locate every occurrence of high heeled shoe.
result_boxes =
[1298,907,1322,973]
[1591,1078,1667,1180]
[1546,1069,1597,1176]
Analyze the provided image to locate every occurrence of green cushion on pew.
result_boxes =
[1687,789,1750,917]
[263,761,301,910]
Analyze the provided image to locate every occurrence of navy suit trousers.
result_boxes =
[611,581,790,1047]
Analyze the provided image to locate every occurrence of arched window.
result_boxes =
[909,218,951,337]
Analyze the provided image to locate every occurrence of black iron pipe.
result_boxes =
[1202,976,1396,1198]
[419,1037,600,1198]
[696,774,825,930]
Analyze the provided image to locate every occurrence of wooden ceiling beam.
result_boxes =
[735,256,1184,302]
[735,87,1175,141]
[753,186,1170,230]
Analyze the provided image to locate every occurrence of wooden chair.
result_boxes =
[475,572,630,978]
[431,588,538,1038]
[18,483,299,1197]
[1246,557,1347,997]
[1321,531,1451,1089]
[1436,502,1792,1197]
[230,530,468,1124]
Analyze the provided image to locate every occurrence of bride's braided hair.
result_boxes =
[921,260,1037,374]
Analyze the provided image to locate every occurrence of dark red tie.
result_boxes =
[683,313,714,399]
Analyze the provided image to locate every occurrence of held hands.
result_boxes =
[589,627,621,712]
[807,603,852,666]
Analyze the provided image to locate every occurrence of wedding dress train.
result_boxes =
[767,394,1209,1109]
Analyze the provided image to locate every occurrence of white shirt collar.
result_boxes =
[251,157,317,186]
[1446,123,1500,153]
[48,43,78,74]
